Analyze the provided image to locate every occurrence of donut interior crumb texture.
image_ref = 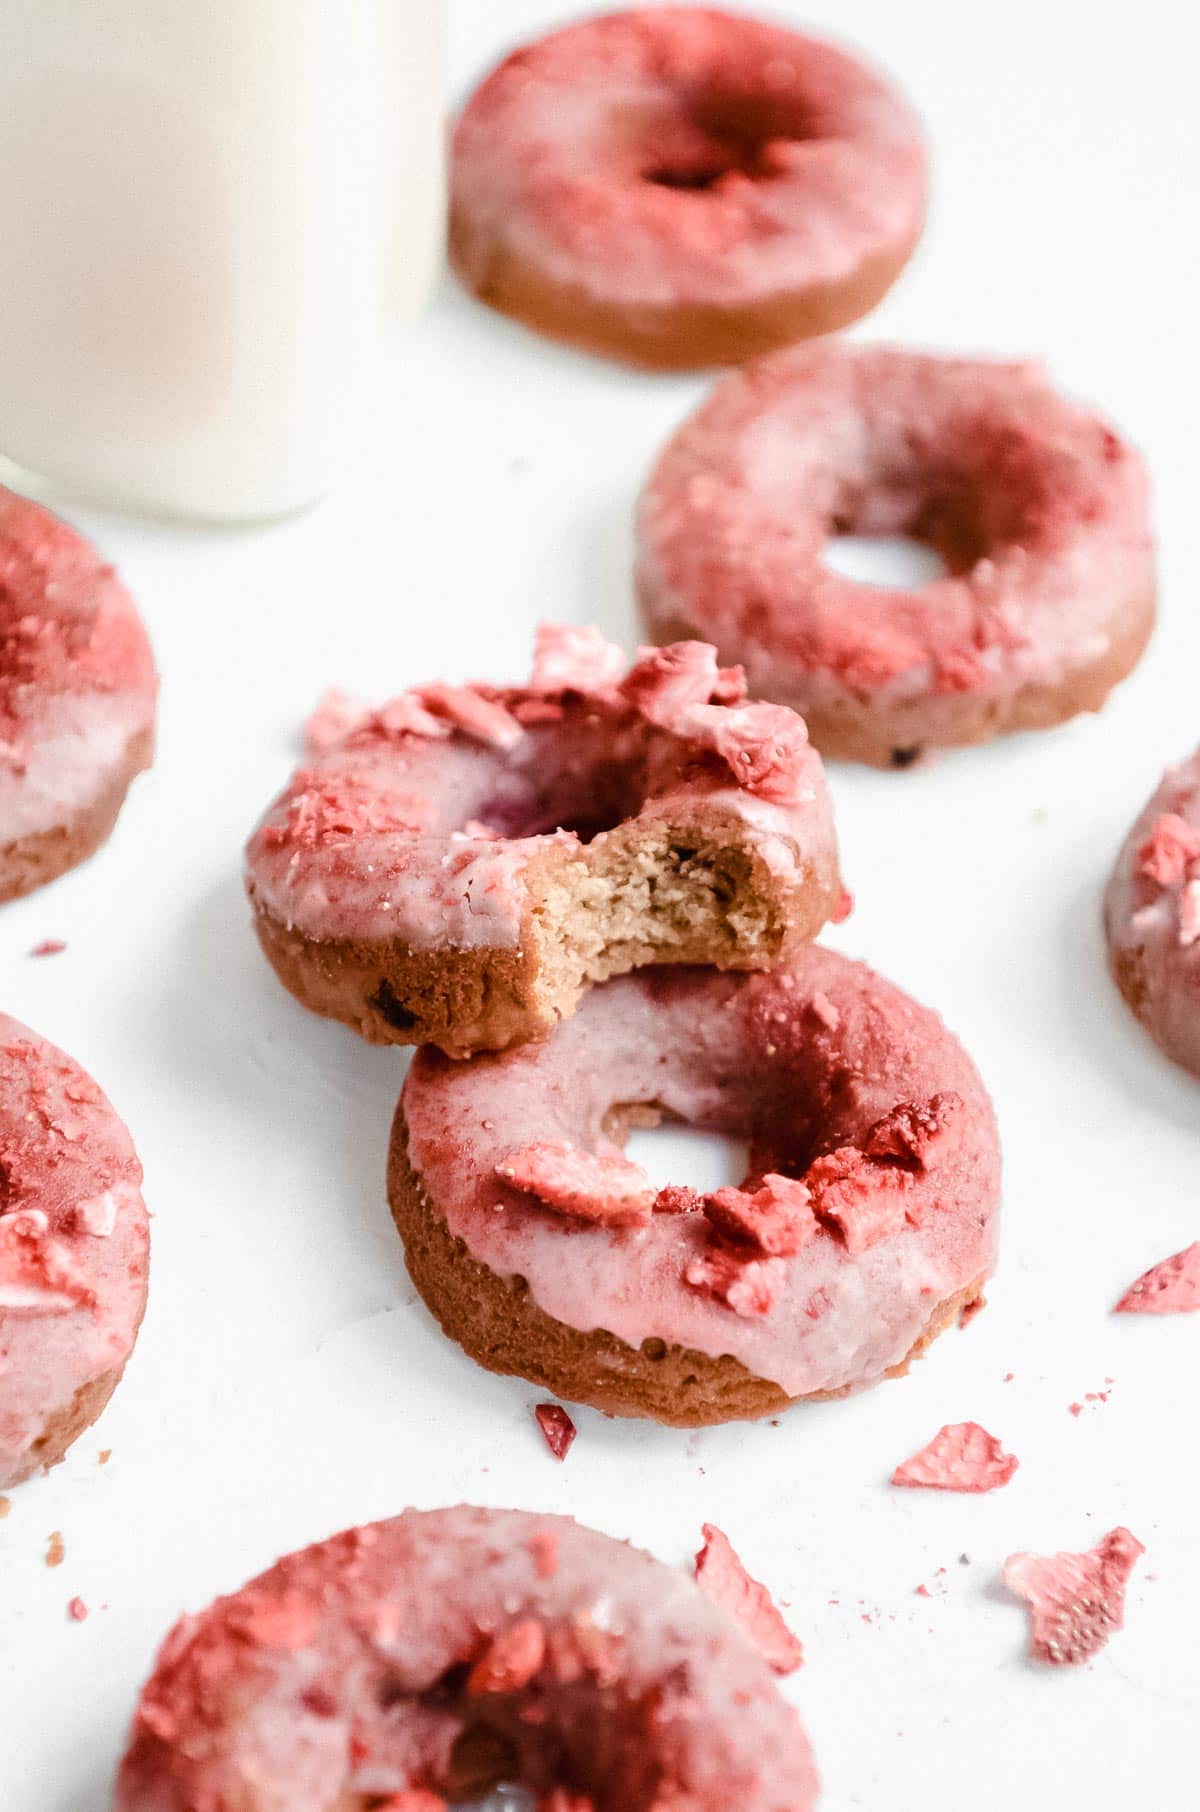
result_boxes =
[254,816,829,1057]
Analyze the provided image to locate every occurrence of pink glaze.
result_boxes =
[0,490,156,846]
[401,950,1000,1400]
[451,9,925,314]
[116,1506,819,1812]
[0,1015,149,1488]
[246,627,837,950]
[1104,747,1200,1075]
[637,344,1153,725]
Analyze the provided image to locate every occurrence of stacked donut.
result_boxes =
[244,622,1001,1425]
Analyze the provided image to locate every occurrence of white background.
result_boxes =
[3,2,1199,1806]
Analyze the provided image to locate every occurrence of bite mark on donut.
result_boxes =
[694,1524,803,1675]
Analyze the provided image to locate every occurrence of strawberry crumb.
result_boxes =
[892,1423,1018,1493]
[67,1597,88,1622]
[534,1402,577,1462]
[468,1619,546,1694]
[0,1495,10,1518]
[1004,1527,1144,1665]
[29,939,66,957]
[98,1450,112,1465]
[694,1524,803,1675]
[1115,1241,1200,1314]
[45,1531,64,1567]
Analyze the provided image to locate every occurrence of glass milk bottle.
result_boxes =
[0,2,442,522]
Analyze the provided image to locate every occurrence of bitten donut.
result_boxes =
[1105,747,1200,1076]
[246,627,843,1058]
[637,344,1155,765]
[450,8,926,369]
[0,1015,149,1487]
[390,948,1000,1426]
[116,1506,820,1812]
[0,488,156,898]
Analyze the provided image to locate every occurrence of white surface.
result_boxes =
[2,2,1198,1806]
[0,0,443,519]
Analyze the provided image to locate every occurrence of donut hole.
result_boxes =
[639,90,811,192]
[822,532,950,591]
[623,1114,750,1194]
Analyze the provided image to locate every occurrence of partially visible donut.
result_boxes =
[390,948,1000,1426]
[1105,747,1200,1076]
[0,488,156,898]
[116,1506,820,1812]
[0,1015,149,1488]
[637,344,1155,765]
[450,8,926,369]
[245,627,843,1058]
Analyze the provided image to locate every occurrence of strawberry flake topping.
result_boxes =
[0,1209,97,1311]
[303,689,371,755]
[1114,1241,1200,1314]
[417,684,525,751]
[496,1142,655,1225]
[467,1619,546,1694]
[892,1423,1019,1493]
[1137,812,1200,886]
[530,623,626,693]
[702,1173,818,1257]
[683,1250,787,1317]
[29,938,66,958]
[534,1402,577,1461]
[1004,1526,1144,1665]
[694,1524,803,1675]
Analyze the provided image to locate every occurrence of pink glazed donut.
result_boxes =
[636,344,1155,765]
[1105,747,1200,1077]
[116,1506,820,1812]
[450,8,926,369]
[0,1015,149,1488]
[0,488,156,898]
[390,948,1000,1426]
[246,627,843,1058]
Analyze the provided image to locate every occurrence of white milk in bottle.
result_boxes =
[0,2,443,521]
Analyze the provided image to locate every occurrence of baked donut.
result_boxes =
[0,488,156,898]
[0,1015,149,1488]
[245,627,843,1058]
[450,8,926,370]
[636,344,1155,765]
[1104,747,1200,1076]
[116,1505,819,1812]
[390,948,1000,1426]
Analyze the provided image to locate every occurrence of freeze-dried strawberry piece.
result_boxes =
[699,702,812,802]
[1137,812,1200,887]
[694,1524,803,1675]
[418,684,525,751]
[526,1530,560,1579]
[529,623,626,693]
[703,1173,818,1257]
[891,1423,1018,1493]
[468,1619,547,1694]
[653,1184,703,1216]
[1114,1241,1200,1314]
[0,1209,97,1311]
[804,1148,909,1253]
[303,688,371,754]
[534,1403,577,1461]
[373,693,453,739]
[29,938,66,957]
[620,641,731,723]
[1004,1527,1144,1665]
[683,1250,786,1317]
[496,1142,655,1226]
[864,1093,963,1168]
[225,1591,319,1652]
